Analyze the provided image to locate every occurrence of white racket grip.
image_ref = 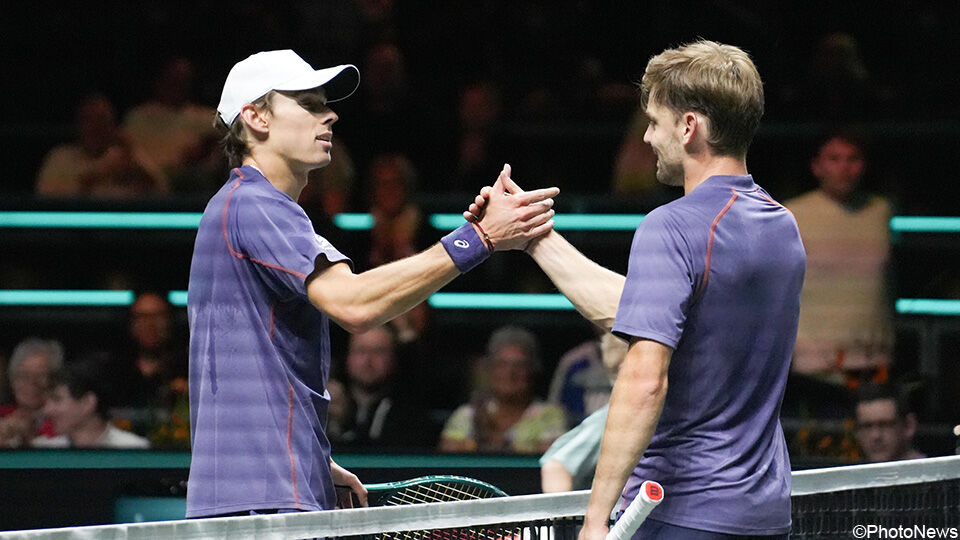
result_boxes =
[605,481,664,540]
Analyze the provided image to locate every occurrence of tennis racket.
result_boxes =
[351,476,511,540]
[360,475,509,506]
[605,481,664,540]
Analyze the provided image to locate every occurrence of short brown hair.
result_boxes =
[212,93,276,168]
[640,40,764,159]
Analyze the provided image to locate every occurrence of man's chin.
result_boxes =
[656,169,684,187]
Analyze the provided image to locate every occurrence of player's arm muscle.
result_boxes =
[528,230,626,331]
[306,244,459,334]
[583,338,670,529]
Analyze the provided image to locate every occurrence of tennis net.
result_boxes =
[1,456,958,540]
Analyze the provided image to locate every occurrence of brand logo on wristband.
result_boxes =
[454,239,469,249]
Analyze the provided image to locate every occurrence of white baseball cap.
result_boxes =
[217,49,360,126]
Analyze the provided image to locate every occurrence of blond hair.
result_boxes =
[640,40,764,159]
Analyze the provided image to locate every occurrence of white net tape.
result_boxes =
[2,456,959,540]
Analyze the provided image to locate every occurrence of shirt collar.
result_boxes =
[700,174,756,191]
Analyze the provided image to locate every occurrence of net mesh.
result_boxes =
[791,479,960,538]
[1,456,958,540]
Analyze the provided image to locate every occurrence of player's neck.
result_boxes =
[243,155,308,201]
[69,416,108,448]
[682,155,748,194]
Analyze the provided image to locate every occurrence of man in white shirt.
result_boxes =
[32,355,149,449]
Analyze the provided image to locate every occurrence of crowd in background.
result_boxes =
[1,1,957,463]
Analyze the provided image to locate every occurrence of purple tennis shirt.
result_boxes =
[186,165,350,517]
[612,175,805,536]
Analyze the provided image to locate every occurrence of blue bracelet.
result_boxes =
[441,222,492,273]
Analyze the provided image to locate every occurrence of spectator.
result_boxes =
[541,333,628,492]
[366,153,423,268]
[439,326,566,454]
[35,93,166,197]
[855,383,924,463]
[786,129,893,387]
[547,329,613,425]
[122,56,221,192]
[32,354,149,449]
[452,82,505,191]
[365,153,429,343]
[611,108,670,203]
[793,33,892,121]
[335,325,435,447]
[112,292,188,413]
[0,338,62,447]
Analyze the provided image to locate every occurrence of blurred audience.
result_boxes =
[347,42,420,169]
[452,82,505,191]
[855,383,924,463]
[541,333,627,492]
[611,108,666,200]
[790,32,894,121]
[111,292,188,413]
[122,56,221,193]
[35,93,166,198]
[330,325,435,448]
[364,153,429,343]
[439,326,566,454]
[32,354,149,449]
[786,129,893,388]
[547,329,612,425]
[0,338,63,448]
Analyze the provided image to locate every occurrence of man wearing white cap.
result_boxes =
[186,50,559,518]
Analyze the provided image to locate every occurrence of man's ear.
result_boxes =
[80,392,98,416]
[238,104,270,136]
[681,112,708,151]
[903,412,918,440]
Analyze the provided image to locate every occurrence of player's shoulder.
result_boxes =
[641,196,710,234]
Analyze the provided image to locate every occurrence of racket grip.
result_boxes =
[605,481,664,540]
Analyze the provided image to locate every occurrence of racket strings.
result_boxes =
[377,482,518,540]
[385,482,496,505]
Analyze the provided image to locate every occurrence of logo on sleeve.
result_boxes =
[314,234,332,250]
[454,239,469,249]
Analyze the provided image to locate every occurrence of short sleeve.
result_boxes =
[234,194,351,299]
[612,210,696,348]
[539,405,607,480]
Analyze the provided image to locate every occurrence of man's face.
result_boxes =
[11,354,54,410]
[346,328,395,391]
[810,138,864,202]
[856,399,911,462]
[371,162,407,217]
[643,100,685,186]
[43,384,94,436]
[130,294,171,349]
[263,89,339,173]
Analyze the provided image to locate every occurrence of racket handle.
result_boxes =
[605,481,664,540]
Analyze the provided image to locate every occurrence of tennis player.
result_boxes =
[186,49,559,518]
[470,40,803,538]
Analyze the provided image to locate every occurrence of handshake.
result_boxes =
[462,163,559,252]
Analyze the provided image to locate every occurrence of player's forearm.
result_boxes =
[584,342,669,527]
[528,230,625,331]
[310,244,460,333]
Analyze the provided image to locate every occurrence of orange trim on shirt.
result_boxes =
[695,189,739,300]
[756,188,798,221]
[220,168,309,279]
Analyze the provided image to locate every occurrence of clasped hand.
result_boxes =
[468,164,558,251]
